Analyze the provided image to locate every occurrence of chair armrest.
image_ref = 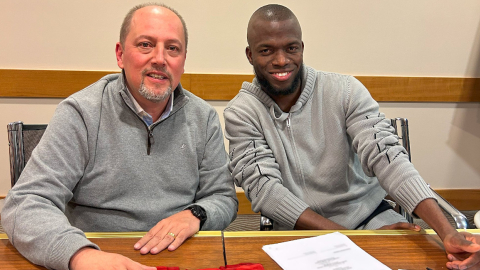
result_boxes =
[260,215,273,231]
[430,187,472,229]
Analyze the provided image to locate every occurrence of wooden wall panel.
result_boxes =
[1,69,479,102]
[236,189,480,214]
[189,74,254,100]
[435,189,480,211]
[0,69,113,98]
[2,189,479,212]
[357,76,480,102]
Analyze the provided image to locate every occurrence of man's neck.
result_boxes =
[270,86,302,112]
[128,89,169,122]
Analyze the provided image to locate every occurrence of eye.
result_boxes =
[259,48,271,55]
[288,46,299,52]
[139,42,151,48]
[137,42,154,52]
[167,45,179,51]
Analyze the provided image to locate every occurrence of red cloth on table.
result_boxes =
[157,262,264,270]
[219,263,264,270]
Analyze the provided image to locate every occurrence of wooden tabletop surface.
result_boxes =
[223,230,480,270]
[1,230,479,270]
[0,232,225,270]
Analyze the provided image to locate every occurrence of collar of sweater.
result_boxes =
[115,71,189,120]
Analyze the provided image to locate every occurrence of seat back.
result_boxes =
[391,118,472,229]
[7,121,47,187]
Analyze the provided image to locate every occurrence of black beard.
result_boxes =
[254,65,303,96]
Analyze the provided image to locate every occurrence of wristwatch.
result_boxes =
[186,205,207,229]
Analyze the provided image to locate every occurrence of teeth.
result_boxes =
[148,74,166,79]
[275,72,288,77]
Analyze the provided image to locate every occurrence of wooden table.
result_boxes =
[0,232,225,270]
[1,229,479,270]
[224,229,480,270]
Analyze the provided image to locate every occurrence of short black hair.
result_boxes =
[251,4,297,22]
[247,4,301,46]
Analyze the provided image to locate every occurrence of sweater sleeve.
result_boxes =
[344,76,435,214]
[1,98,99,270]
[224,100,309,229]
[191,109,238,230]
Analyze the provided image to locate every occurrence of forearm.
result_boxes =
[413,198,457,240]
[2,193,97,270]
[196,112,238,230]
[294,208,347,230]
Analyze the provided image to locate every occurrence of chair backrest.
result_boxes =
[390,117,472,229]
[390,118,411,161]
[7,121,47,187]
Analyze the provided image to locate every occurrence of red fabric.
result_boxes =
[156,263,264,270]
[219,263,264,270]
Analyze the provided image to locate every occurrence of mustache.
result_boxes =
[142,67,172,82]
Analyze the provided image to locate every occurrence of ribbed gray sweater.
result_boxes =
[1,74,238,270]
[224,65,434,230]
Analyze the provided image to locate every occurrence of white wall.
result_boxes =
[1,0,480,196]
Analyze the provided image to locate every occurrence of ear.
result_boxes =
[115,42,124,69]
[246,46,253,65]
[301,41,305,52]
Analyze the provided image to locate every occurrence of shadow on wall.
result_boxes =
[448,17,480,180]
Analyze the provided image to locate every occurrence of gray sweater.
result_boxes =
[224,65,434,230]
[1,74,238,270]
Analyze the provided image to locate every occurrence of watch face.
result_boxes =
[190,205,207,221]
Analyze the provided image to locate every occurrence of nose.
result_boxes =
[151,46,166,66]
[272,50,290,67]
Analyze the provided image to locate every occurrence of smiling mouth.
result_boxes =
[147,73,168,80]
[274,72,289,77]
[271,71,293,81]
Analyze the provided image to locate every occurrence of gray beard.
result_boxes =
[138,81,172,103]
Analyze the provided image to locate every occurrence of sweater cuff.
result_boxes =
[271,193,309,229]
[394,176,436,216]
[47,233,99,270]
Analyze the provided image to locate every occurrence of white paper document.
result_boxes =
[262,232,391,270]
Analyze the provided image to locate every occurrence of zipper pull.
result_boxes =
[147,130,154,155]
[286,114,291,128]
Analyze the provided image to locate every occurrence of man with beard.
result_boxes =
[1,3,237,270]
[224,4,480,270]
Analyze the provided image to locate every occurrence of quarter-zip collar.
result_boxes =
[116,71,190,155]
[117,71,189,122]
[124,85,174,127]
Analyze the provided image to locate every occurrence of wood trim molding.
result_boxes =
[236,192,258,215]
[435,189,480,211]
[237,189,480,214]
[1,69,479,102]
[1,190,478,214]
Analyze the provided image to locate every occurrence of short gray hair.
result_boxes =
[119,3,188,48]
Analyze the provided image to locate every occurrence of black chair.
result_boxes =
[7,121,47,187]
[259,117,473,230]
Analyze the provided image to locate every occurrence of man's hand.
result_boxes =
[444,231,480,269]
[134,210,200,255]
[70,247,156,270]
[377,222,421,231]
